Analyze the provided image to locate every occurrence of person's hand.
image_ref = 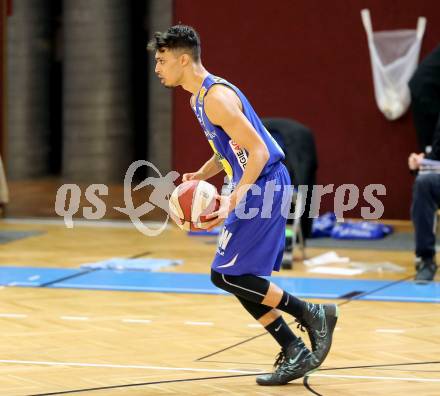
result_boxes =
[408,152,425,170]
[203,193,234,231]
[182,171,204,182]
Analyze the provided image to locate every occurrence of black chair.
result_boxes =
[262,117,318,267]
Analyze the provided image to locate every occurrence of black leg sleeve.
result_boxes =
[211,269,270,304]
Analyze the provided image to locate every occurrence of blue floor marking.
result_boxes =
[360,280,440,303]
[0,266,84,287]
[0,266,438,303]
[49,270,440,303]
[271,277,385,299]
[49,270,377,297]
[49,271,229,295]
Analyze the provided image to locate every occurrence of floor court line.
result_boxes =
[337,274,414,306]
[0,313,28,318]
[200,360,440,370]
[121,319,152,323]
[26,373,264,396]
[195,320,297,361]
[0,360,263,374]
[195,276,420,362]
[309,373,440,382]
[1,360,438,382]
[39,269,98,288]
[184,321,214,326]
[2,218,170,228]
[375,328,405,333]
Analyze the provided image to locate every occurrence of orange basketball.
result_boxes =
[169,180,220,231]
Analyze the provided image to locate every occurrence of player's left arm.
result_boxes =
[204,85,269,216]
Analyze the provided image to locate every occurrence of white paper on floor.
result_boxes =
[303,251,406,276]
[308,266,365,276]
[350,261,405,273]
[303,251,350,267]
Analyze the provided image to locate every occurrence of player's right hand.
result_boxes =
[182,172,204,182]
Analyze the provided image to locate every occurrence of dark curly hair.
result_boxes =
[147,25,201,62]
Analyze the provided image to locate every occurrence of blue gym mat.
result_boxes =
[0,266,438,302]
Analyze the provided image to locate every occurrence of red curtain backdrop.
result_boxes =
[172,0,440,219]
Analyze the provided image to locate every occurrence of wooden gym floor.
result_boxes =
[0,218,439,395]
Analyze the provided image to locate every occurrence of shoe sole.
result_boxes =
[414,279,432,285]
[256,371,308,386]
[256,349,315,386]
[414,265,438,284]
[314,304,339,367]
[256,364,318,385]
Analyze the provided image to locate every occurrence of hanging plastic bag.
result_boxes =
[361,9,426,120]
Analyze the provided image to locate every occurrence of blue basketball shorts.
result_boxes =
[211,162,292,276]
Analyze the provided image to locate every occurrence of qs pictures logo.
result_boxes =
[54,161,180,237]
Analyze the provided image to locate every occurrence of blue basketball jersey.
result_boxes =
[191,74,285,187]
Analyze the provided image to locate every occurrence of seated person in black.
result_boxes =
[408,44,440,283]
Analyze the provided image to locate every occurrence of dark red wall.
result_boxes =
[0,0,5,157]
[173,0,440,219]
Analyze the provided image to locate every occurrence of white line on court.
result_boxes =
[121,319,152,324]
[365,296,440,302]
[3,218,171,229]
[0,360,262,374]
[375,329,405,333]
[0,360,438,381]
[184,321,214,326]
[309,373,440,383]
[0,313,28,318]
[60,316,89,321]
[56,284,228,294]
[247,324,263,328]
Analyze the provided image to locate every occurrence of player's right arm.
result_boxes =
[182,154,223,181]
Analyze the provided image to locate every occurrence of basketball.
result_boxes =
[169,180,220,231]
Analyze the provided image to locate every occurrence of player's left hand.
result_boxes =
[408,152,424,170]
[203,194,234,231]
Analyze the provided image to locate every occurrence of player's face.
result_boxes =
[154,49,184,88]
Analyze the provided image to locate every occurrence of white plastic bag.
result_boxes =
[361,9,426,120]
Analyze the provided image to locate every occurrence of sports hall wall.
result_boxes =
[172,0,440,219]
[0,0,6,156]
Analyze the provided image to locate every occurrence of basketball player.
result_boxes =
[148,25,338,385]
